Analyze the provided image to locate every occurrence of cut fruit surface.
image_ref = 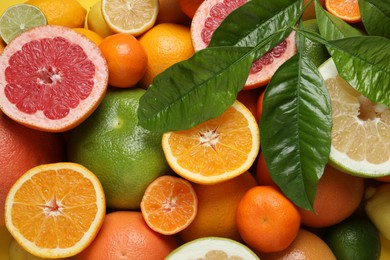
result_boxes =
[102,0,158,36]
[0,4,47,44]
[319,58,390,177]
[162,100,260,185]
[190,0,297,89]
[140,175,197,235]
[0,25,108,132]
[325,0,361,23]
[4,162,106,258]
[165,236,260,260]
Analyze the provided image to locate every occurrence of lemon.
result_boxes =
[25,0,87,28]
[0,0,24,15]
[87,1,114,38]
[78,0,99,10]
[380,234,390,260]
[319,58,390,177]
[365,184,390,240]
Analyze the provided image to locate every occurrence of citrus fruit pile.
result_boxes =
[0,0,389,259]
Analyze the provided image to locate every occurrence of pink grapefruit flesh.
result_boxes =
[0,25,108,132]
[191,0,297,89]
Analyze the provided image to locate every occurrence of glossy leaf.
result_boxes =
[137,46,253,132]
[327,36,390,107]
[359,0,390,38]
[260,52,332,210]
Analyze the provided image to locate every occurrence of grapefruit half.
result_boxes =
[0,25,108,132]
[191,0,297,89]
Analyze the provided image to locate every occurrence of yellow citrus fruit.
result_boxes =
[101,0,158,36]
[0,0,24,15]
[99,33,148,88]
[162,100,260,185]
[365,184,390,240]
[86,1,114,38]
[319,58,390,177]
[73,28,103,46]
[25,0,87,28]
[78,0,99,10]
[9,239,71,260]
[380,234,390,260]
[0,226,13,260]
[179,171,257,242]
[4,162,106,258]
[138,23,194,88]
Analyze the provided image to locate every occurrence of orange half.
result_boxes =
[162,100,260,185]
[5,162,106,258]
[325,0,361,23]
[140,175,198,235]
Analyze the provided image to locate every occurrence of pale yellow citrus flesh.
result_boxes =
[162,100,260,185]
[5,163,106,258]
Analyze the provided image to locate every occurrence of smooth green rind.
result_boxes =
[260,53,332,211]
[327,36,390,107]
[0,4,47,44]
[359,0,390,38]
[137,46,253,132]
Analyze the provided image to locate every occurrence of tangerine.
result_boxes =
[325,0,361,23]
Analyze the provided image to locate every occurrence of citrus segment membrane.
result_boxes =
[0,25,108,132]
[162,100,260,184]
[4,162,106,258]
[319,58,390,177]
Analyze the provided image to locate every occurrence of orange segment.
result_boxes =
[140,175,197,235]
[325,0,361,23]
[162,100,260,185]
[5,162,106,258]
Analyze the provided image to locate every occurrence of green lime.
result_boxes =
[302,19,330,67]
[324,218,381,260]
[67,88,170,210]
[0,4,47,44]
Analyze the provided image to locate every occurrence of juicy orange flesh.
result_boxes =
[326,0,360,20]
[168,106,253,176]
[11,169,98,249]
[326,76,390,164]
[143,177,196,232]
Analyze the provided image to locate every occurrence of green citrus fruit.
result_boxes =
[67,88,170,210]
[324,218,381,260]
[365,184,390,240]
[302,19,330,67]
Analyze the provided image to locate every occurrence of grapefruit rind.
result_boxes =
[4,162,106,258]
[319,58,390,177]
[0,25,108,132]
[165,236,260,260]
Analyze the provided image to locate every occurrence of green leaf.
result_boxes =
[137,46,254,132]
[327,36,390,107]
[260,52,332,210]
[314,0,364,40]
[358,0,390,38]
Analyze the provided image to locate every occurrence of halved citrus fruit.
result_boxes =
[190,0,297,89]
[101,0,158,36]
[165,236,260,260]
[0,4,47,44]
[0,25,108,132]
[319,58,390,177]
[325,0,361,23]
[4,162,106,258]
[162,100,260,185]
[140,175,198,235]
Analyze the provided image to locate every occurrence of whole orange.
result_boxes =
[256,89,266,122]
[236,185,301,253]
[74,211,178,259]
[99,33,148,88]
[236,88,262,122]
[179,171,257,242]
[138,23,194,88]
[297,164,365,228]
[156,0,191,25]
[376,175,390,182]
[0,112,65,226]
[178,0,204,19]
[256,152,278,187]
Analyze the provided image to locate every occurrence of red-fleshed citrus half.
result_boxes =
[0,25,108,132]
[191,0,297,90]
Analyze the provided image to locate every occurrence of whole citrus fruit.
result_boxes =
[297,164,365,228]
[0,111,65,226]
[156,0,191,25]
[302,19,330,67]
[139,23,194,88]
[259,229,336,260]
[87,1,114,38]
[236,185,301,253]
[99,33,148,88]
[178,0,204,19]
[74,211,178,260]
[73,28,103,46]
[365,184,390,240]
[0,226,13,260]
[179,171,257,242]
[66,88,170,210]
